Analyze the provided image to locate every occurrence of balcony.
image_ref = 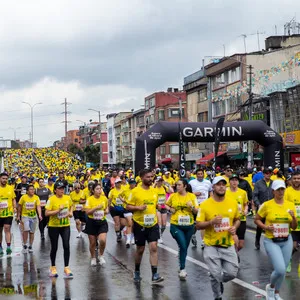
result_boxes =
[121,127,130,132]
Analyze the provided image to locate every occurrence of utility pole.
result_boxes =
[247,65,254,169]
[61,98,71,151]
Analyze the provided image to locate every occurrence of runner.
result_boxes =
[126,169,163,284]
[70,183,86,238]
[196,176,240,300]
[36,178,51,240]
[15,175,29,203]
[189,168,212,248]
[153,176,173,244]
[120,178,137,247]
[17,185,42,253]
[0,172,16,256]
[108,178,125,243]
[45,181,73,278]
[85,183,109,266]
[46,178,54,195]
[226,174,248,251]
[166,179,198,280]
[255,180,297,300]
[284,171,300,274]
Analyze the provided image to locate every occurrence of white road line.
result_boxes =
[107,218,266,297]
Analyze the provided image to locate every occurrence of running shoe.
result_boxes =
[49,266,58,278]
[41,233,45,240]
[265,284,275,300]
[158,238,163,244]
[178,269,187,280]
[191,235,197,247]
[6,247,12,255]
[255,241,260,250]
[134,271,141,283]
[28,246,33,253]
[99,256,106,266]
[152,273,164,284]
[126,240,130,248]
[286,261,292,273]
[64,267,73,278]
[22,246,28,254]
[131,237,135,245]
[91,258,97,266]
[76,233,82,238]
[117,233,122,243]
[274,294,283,300]
[0,248,3,256]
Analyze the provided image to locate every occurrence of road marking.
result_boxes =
[106,218,266,296]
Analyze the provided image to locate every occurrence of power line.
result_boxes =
[0,112,62,123]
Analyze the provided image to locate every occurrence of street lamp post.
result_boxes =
[88,109,103,168]
[76,120,87,163]
[8,127,21,141]
[22,101,42,147]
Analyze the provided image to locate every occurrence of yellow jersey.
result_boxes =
[258,199,296,239]
[226,188,248,221]
[163,176,175,186]
[196,196,239,247]
[127,185,158,227]
[85,195,108,220]
[167,192,198,226]
[70,190,85,211]
[108,187,124,207]
[154,186,167,206]
[19,194,40,218]
[284,186,300,231]
[120,187,135,206]
[45,195,72,227]
[0,185,16,218]
[46,184,54,194]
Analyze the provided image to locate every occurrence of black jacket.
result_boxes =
[253,179,273,206]
[238,179,252,201]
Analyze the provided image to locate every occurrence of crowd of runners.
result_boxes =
[0,154,299,300]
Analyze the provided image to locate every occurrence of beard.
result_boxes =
[215,191,226,197]
[143,179,152,186]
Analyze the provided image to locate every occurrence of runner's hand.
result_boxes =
[39,215,43,221]
[59,204,65,211]
[69,212,73,218]
[288,210,295,218]
[186,201,193,208]
[139,205,147,211]
[228,226,236,235]
[266,225,274,232]
[211,215,222,225]
[97,204,103,210]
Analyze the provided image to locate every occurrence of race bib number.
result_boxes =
[93,210,104,220]
[214,217,230,233]
[144,214,155,226]
[178,215,190,226]
[21,188,26,195]
[58,208,69,219]
[25,202,35,210]
[116,198,123,205]
[273,223,289,238]
[296,205,300,218]
[0,201,8,209]
[40,200,47,207]
[197,192,207,204]
[75,204,83,211]
[158,196,165,205]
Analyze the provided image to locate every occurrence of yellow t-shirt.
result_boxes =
[33,182,39,189]
[19,194,40,218]
[46,184,54,194]
[224,176,230,187]
[108,187,124,207]
[45,195,72,227]
[120,188,135,206]
[154,186,167,205]
[135,176,141,184]
[285,186,300,231]
[166,192,198,226]
[83,187,91,200]
[67,175,76,185]
[196,196,239,247]
[127,186,158,227]
[163,176,175,186]
[85,195,108,220]
[70,190,85,211]
[258,199,296,239]
[226,188,248,221]
[0,185,16,218]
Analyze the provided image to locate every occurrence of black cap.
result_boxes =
[229,174,239,180]
[54,181,65,190]
[263,168,272,174]
[128,178,136,184]
[0,172,8,177]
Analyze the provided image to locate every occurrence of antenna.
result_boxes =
[284,17,300,35]
[239,31,265,52]
[61,98,71,150]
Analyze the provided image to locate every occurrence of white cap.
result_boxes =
[165,171,170,174]
[115,178,122,184]
[212,176,227,185]
[271,180,286,190]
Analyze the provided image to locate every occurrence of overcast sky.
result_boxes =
[0,0,299,147]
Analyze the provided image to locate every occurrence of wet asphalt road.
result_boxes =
[0,217,299,300]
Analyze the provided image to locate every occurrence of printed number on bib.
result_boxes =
[214,217,230,232]
[93,210,104,220]
[75,204,83,211]
[178,215,190,226]
[58,208,69,219]
[40,200,47,206]
[116,198,123,205]
[273,223,289,238]
[158,196,165,205]
[0,201,8,209]
[144,214,155,226]
[25,202,35,210]
[296,205,300,218]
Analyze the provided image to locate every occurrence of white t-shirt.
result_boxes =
[189,178,212,204]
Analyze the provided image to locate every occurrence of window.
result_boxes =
[109,152,113,159]
[197,112,208,122]
[213,101,226,116]
[145,99,149,109]
[168,108,184,118]
[74,138,78,143]
[170,144,179,154]
[158,110,165,120]
[227,97,239,113]
[109,140,113,147]
[197,89,207,102]
[160,145,166,155]
[149,97,155,107]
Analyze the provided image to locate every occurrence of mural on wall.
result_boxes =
[212,52,300,103]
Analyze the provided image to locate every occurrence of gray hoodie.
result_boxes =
[253,178,273,206]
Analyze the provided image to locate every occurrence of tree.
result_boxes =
[84,144,100,165]
[11,140,21,149]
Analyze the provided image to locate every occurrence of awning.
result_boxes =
[231,153,248,160]
[161,158,172,164]
[196,151,226,164]
[254,153,263,160]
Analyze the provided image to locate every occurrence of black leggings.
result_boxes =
[39,208,49,235]
[48,227,70,267]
